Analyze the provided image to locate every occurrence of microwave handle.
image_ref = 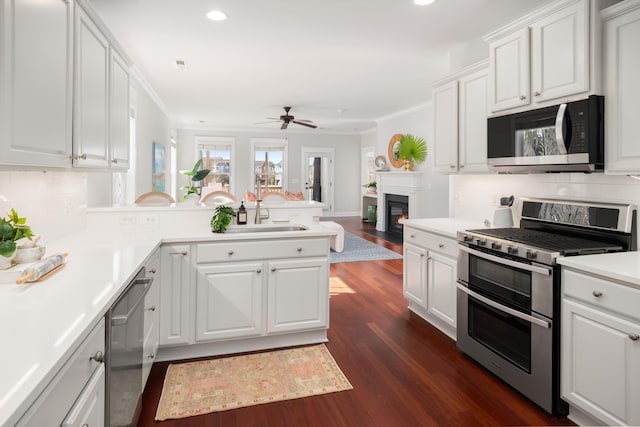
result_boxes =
[555,103,568,155]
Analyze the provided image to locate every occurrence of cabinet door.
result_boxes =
[142,251,160,388]
[267,258,329,334]
[604,4,640,174]
[427,252,457,328]
[159,245,192,346]
[489,27,530,112]
[433,80,459,173]
[562,299,640,426]
[195,262,264,341]
[458,67,489,173]
[0,0,73,166]
[61,364,105,427]
[73,6,109,168]
[403,242,427,307]
[531,0,588,103]
[109,48,130,169]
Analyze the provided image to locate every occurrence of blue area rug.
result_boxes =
[330,232,403,263]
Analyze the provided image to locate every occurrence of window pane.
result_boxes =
[200,145,231,192]
[255,148,284,193]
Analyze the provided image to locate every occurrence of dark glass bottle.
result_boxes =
[237,201,247,225]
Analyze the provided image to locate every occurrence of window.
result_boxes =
[251,138,287,193]
[195,136,235,195]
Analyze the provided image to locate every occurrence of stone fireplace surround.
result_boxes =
[375,171,423,232]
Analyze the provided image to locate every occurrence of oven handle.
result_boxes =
[458,245,551,276]
[555,103,568,154]
[457,281,551,329]
[111,277,153,326]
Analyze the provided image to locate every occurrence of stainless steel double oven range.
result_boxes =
[456,198,637,415]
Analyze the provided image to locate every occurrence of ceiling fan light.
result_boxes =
[414,0,435,5]
[206,10,227,21]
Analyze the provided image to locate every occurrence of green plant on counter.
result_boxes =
[180,159,211,200]
[211,205,235,233]
[398,134,428,164]
[362,181,377,190]
[0,208,33,258]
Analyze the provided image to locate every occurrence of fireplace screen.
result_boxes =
[386,194,409,236]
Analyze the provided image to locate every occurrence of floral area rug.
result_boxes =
[155,344,352,421]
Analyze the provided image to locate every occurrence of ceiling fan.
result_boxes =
[258,106,318,130]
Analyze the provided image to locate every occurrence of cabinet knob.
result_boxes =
[148,269,156,274]
[228,250,234,255]
[89,351,104,363]
[630,334,639,341]
[147,352,155,359]
[257,269,261,274]
[533,91,541,97]
[147,305,156,312]
[519,95,526,100]
[410,234,415,238]
[271,267,277,272]
[297,247,303,252]
[111,159,118,164]
[459,165,464,168]
[592,290,603,298]
[438,243,445,249]
[69,153,87,161]
[450,165,455,168]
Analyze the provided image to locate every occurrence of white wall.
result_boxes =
[372,103,450,218]
[177,129,361,216]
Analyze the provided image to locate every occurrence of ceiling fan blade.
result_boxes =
[255,120,281,124]
[292,120,317,129]
[281,122,288,130]
[295,119,314,123]
[266,117,280,120]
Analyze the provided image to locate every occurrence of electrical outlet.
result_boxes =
[119,215,136,225]
[139,214,158,224]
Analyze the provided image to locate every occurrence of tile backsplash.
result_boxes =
[0,171,87,243]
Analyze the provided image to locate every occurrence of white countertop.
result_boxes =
[402,217,489,239]
[557,251,640,289]
[0,221,332,426]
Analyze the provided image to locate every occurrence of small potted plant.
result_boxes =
[180,159,211,201]
[397,134,427,171]
[362,181,377,194]
[0,208,33,269]
[211,205,235,233]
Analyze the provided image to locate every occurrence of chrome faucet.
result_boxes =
[255,181,263,224]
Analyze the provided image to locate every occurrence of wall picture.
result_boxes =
[152,142,166,192]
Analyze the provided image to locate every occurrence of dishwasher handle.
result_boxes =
[111,277,153,326]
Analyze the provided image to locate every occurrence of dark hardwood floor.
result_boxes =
[138,217,574,426]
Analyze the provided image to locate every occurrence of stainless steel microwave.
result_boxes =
[487,95,604,173]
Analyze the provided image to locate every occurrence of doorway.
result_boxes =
[301,147,334,217]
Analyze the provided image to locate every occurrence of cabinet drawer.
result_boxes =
[197,238,329,263]
[404,228,456,257]
[17,319,105,426]
[563,269,640,321]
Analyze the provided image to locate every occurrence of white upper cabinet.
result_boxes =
[0,0,73,167]
[109,49,130,169]
[489,28,531,112]
[486,0,594,114]
[433,61,489,174]
[602,0,640,174]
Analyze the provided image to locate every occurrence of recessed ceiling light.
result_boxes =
[206,10,227,21]
[414,0,435,5]
[176,60,186,70]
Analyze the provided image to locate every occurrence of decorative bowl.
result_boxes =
[15,245,45,264]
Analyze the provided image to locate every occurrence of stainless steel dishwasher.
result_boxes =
[106,267,152,427]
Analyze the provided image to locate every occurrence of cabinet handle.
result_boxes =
[271,267,277,272]
[90,351,104,363]
[420,254,424,257]
[592,290,603,298]
[450,165,455,168]
[629,334,639,341]
[148,268,156,274]
[147,352,155,359]
[297,247,303,252]
[111,159,118,164]
[146,305,156,312]
[410,234,415,238]
[69,153,87,161]
[533,91,541,97]
[438,243,445,249]
[228,250,234,255]
[519,95,526,100]
[257,269,261,274]
[170,251,188,256]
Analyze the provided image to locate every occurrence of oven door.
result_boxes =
[456,245,555,413]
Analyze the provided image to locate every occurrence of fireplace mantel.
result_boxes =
[375,171,423,232]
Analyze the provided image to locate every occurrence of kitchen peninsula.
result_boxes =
[0,205,333,426]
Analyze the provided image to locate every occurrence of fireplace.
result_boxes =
[386,194,409,237]
[375,171,422,233]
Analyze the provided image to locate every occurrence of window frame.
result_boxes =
[250,138,288,194]
[194,136,236,196]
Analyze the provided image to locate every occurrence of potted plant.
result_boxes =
[362,181,377,194]
[180,159,210,201]
[211,205,235,233]
[397,134,427,171]
[0,208,33,268]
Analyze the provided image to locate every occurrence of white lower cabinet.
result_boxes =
[196,262,264,341]
[142,250,160,388]
[159,244,193,346]
[403,226,458,338]
[61,364,105,427]
[562,268,640,426]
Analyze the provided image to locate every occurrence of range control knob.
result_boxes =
[491,242,502,250]
[507,246,518,255]
[476,239,487,246]
[463,235,474,242]
[526,250,537,260]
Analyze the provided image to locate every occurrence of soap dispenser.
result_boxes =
[237,201,247,225]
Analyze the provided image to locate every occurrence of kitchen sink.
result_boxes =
[223,225,309,233]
